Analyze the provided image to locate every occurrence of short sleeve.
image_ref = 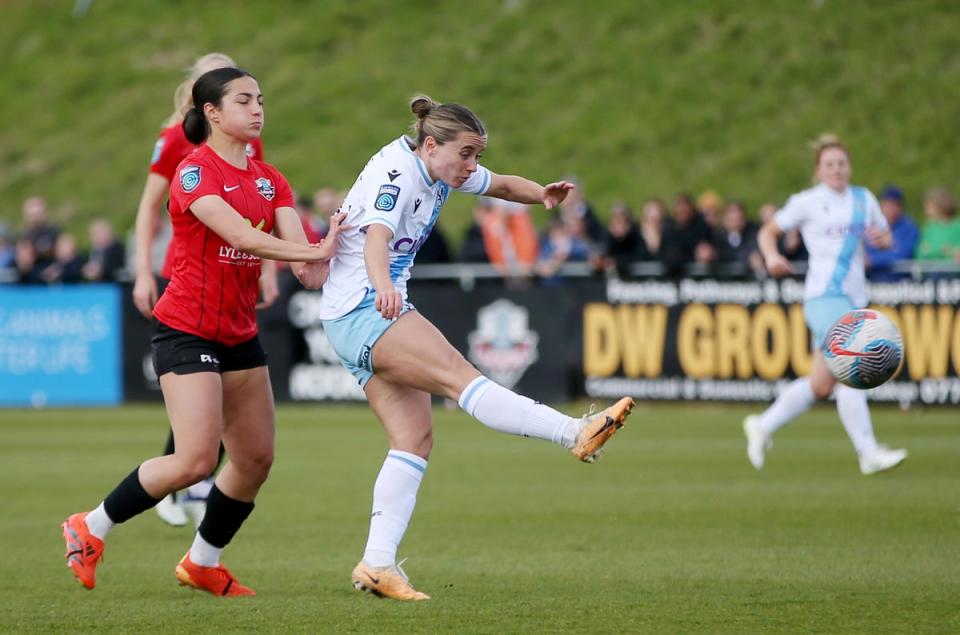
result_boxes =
[358,172,414,236]
[456,164,491,195]
[774,194,807,232]
[149,126,188,180]
[169,160,221,215]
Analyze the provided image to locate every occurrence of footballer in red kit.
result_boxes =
[63,67,347,597]
[154,144,291,345]
[151,124,264,280]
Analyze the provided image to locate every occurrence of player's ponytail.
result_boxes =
[409,94,486,147]
[182,107,208,145]
[182,66,254,145]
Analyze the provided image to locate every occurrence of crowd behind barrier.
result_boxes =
[3,182,960,286]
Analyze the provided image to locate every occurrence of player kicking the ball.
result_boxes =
[317,95,634,601]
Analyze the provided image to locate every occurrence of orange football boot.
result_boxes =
[62,512,104,590]
[175,552,255,597]
[351,559,430,601]
[571,397,634,463]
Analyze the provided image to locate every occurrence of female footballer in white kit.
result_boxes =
[318,95,634,600]
[745,135,907,475]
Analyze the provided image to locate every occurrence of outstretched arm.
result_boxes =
[190,196,327,262]
[485,173,575,209]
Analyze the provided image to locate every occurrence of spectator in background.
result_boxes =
[536,215,590,283]
[759,202,807,262]
[916,187,960,261]
[311,187,342,239]
[42,233,86,284]
[21,196,60,265]
[596,201,647,278]
[14,237,44,284]
[639,198,667,261]
[865,185,919,280]
[558,176,605,244]
[83,218,126,282]
[715,200,759,271]
[697,190,724,233]
[458,197,493,263]
[482,199,539,278]
[661,193,712,272]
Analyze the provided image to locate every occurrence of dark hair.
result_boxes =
[182,67,255,144]
[409,94,486,146]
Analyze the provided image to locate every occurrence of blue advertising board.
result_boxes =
[0,285,122,407]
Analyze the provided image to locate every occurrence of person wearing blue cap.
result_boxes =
[865,185,919,281]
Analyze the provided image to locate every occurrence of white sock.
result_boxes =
[835,385,878,455]
[84,502,115,540]
[187,478,214,499]
[758,377,815,437]
[458,375,580,448]
[189,533,223,567]
[363,450,427,568]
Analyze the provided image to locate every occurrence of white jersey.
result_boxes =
[775,183,888,307]
[318,136,491,319]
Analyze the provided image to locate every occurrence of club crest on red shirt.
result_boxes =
[256,177,275,201]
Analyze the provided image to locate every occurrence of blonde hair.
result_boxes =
[163,52,238,126]
[809,133,850,182]
[409,94,486,147]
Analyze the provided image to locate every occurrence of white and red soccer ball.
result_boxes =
[822,310,904,389]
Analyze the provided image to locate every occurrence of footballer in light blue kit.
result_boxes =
[744,136,907,476]
[318,95,635,601]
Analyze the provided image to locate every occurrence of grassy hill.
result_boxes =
[2,0,959,245]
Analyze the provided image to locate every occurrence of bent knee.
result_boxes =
[232,449,275,481]
[171,453,219,487]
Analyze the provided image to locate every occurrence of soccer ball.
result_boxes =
[822,310,904,389]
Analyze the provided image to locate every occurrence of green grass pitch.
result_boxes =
[2,403,957,633]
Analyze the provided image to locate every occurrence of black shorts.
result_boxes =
[151,322,268,377]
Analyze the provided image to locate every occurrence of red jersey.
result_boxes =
[149,122,264,279]
[153,144,293,346]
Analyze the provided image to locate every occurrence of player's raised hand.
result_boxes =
[315,212,351,260]
[542,181,575,209]
[132,272,158,319]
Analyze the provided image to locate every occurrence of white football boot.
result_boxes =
[859,446,907,475]
[743,414,772,470]
[156,493,189,527]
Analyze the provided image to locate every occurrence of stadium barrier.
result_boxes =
[4,265,958,407]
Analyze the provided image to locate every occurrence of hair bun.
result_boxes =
[410,94,437,119]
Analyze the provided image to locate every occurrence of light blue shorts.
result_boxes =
[804,295,856,350]
[321,290,413,387]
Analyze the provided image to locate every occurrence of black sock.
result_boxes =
[103,467,161,524]
[197,485,255,549]
[163,429,176,456]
